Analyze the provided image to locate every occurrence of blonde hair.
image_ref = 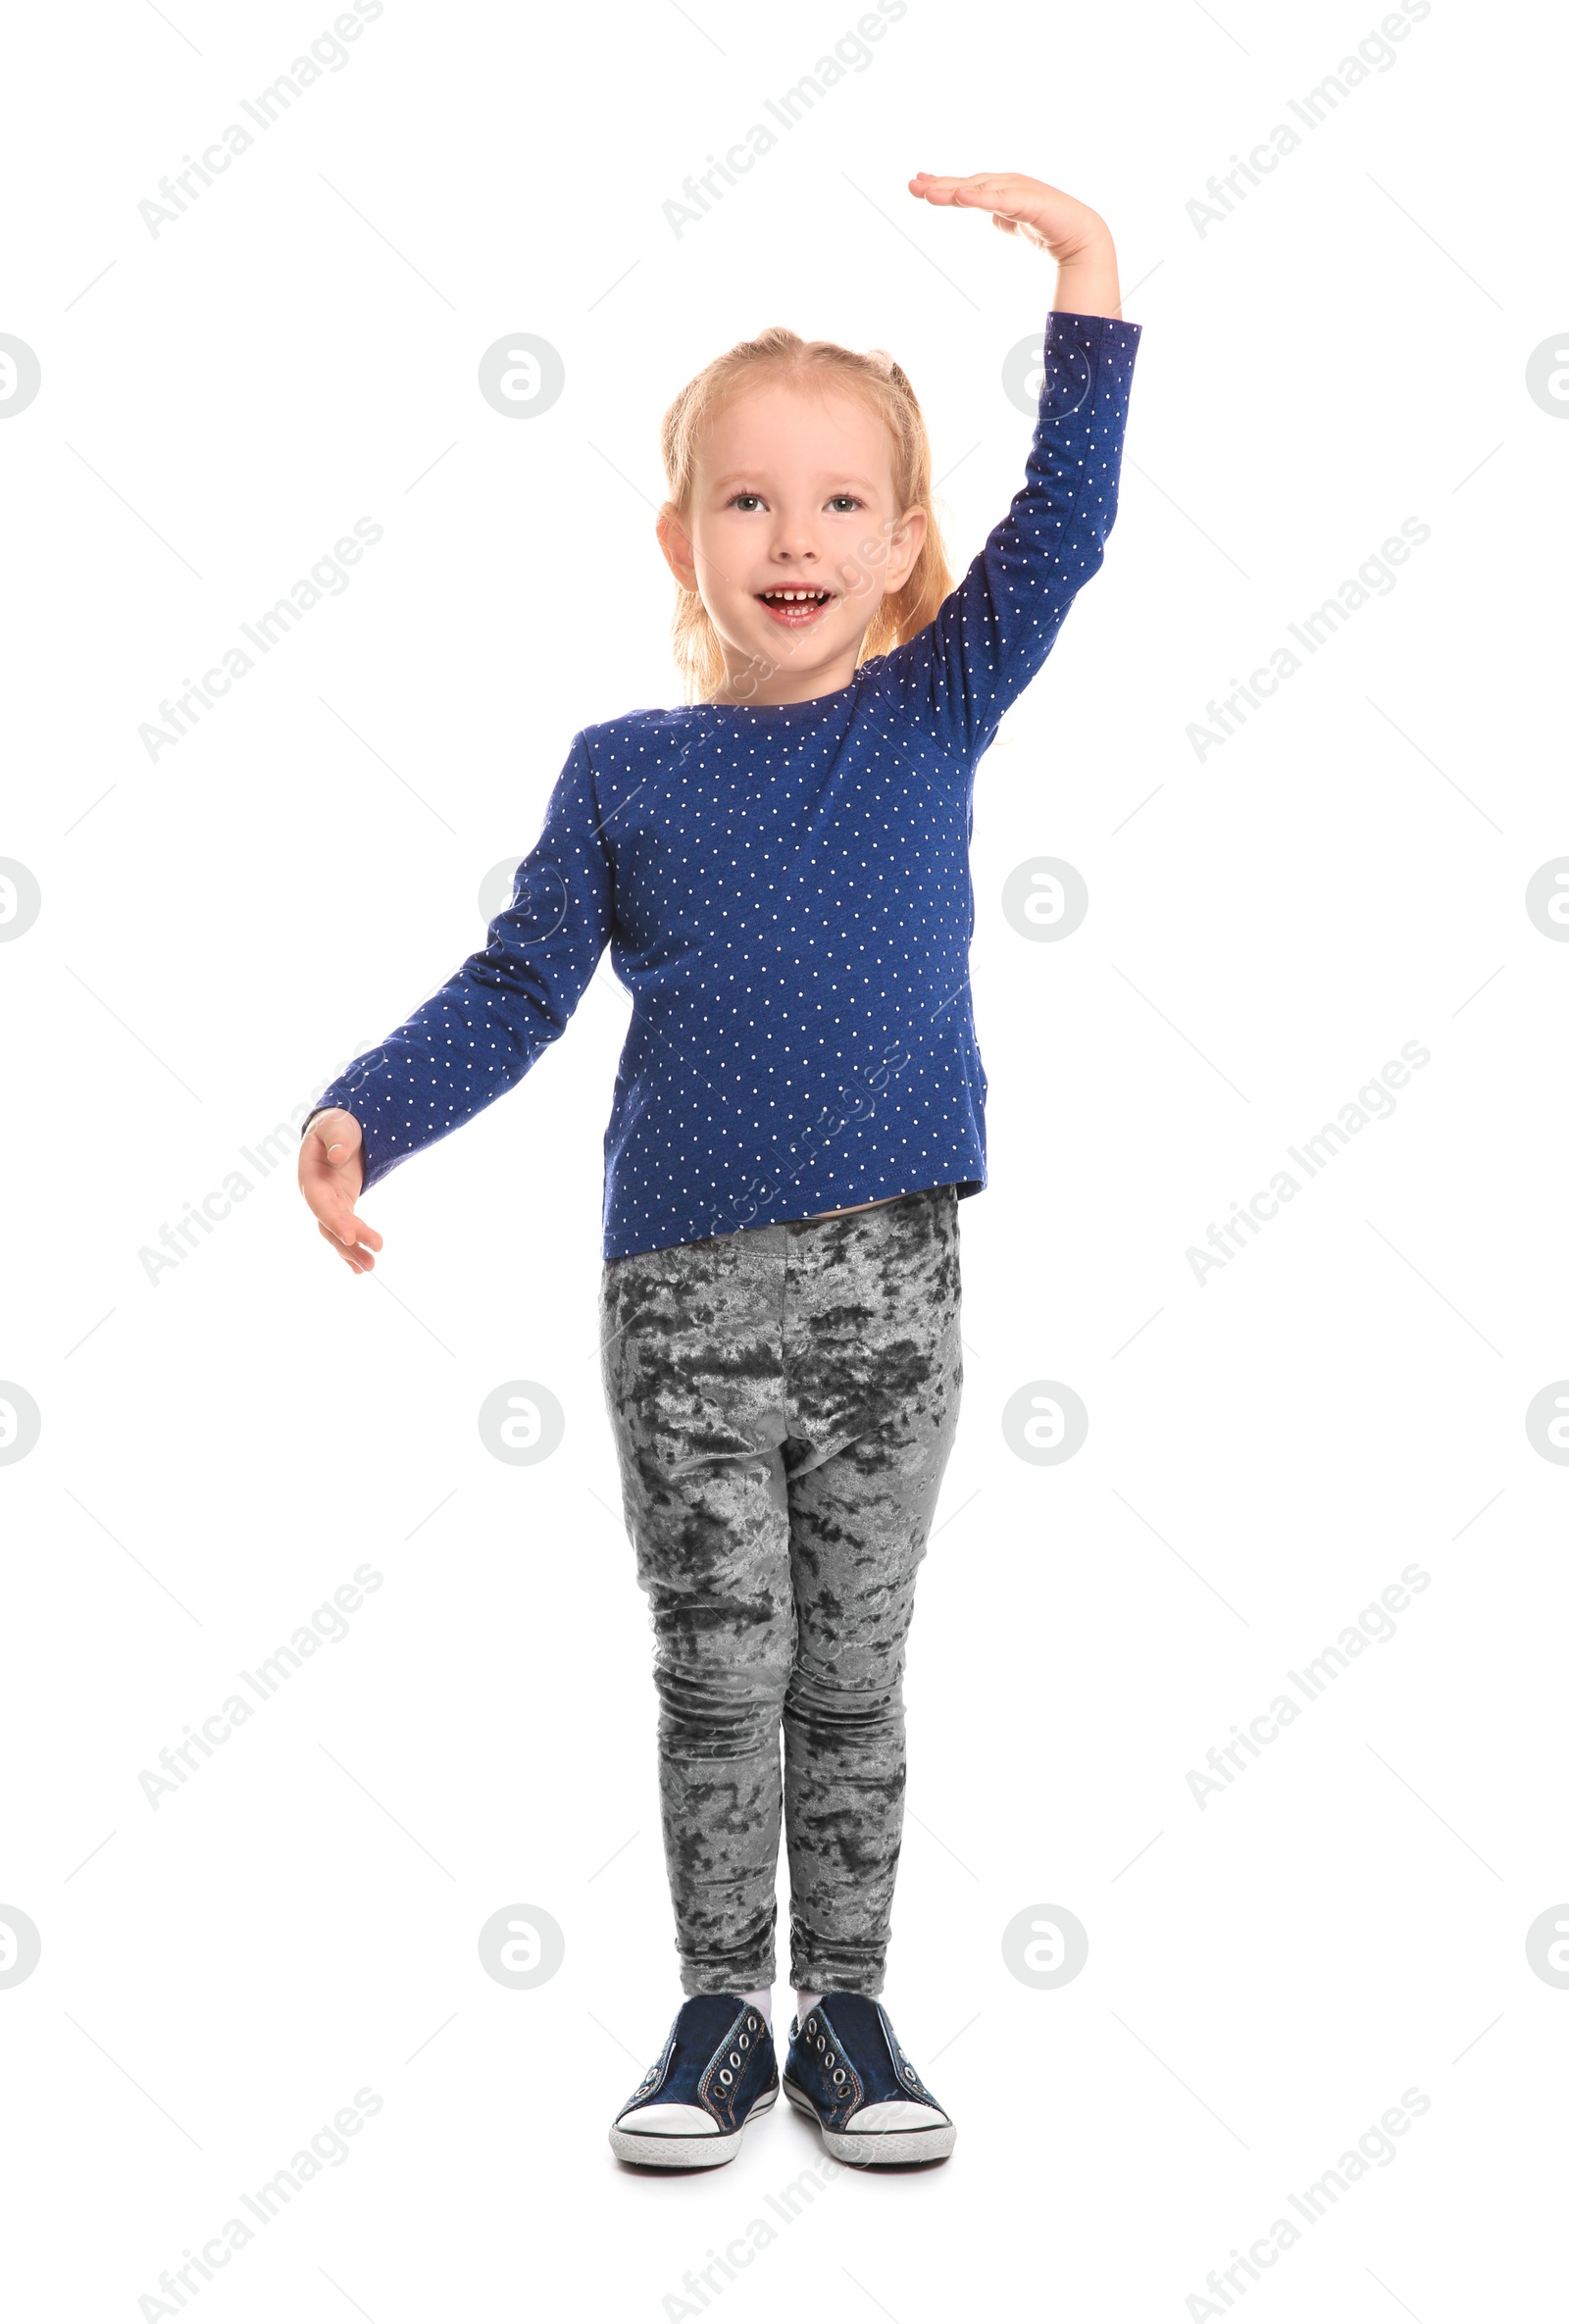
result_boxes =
[658,327,955,705]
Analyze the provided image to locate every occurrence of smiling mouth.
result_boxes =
[756,588,835,626]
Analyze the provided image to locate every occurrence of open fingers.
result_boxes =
[330,1203,381,1255]
[302,1169,382,1266]
[301,1163,380,1247]
[318,1215,380,1273]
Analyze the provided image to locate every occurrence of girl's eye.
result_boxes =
[725,492,865,513]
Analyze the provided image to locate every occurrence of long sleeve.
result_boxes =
[878,307,1140,757]
[303,729,613,1193]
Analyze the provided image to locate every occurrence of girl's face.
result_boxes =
[659,376,926,703]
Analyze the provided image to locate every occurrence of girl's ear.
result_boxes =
[886,506,928,594]
[656,506,699,591]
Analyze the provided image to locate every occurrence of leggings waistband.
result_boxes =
[784,1185,952,1236]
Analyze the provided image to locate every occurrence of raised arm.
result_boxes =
[878,172,1141,756]
[301,728,615,1208]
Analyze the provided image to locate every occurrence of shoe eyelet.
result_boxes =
[747,2015,758,2031]
[816,2035,825,2050]
[738,2034,749,2049]
[719,2068,734,2085]
[729,2051,740,2066]
[825,2053,835,2068]
[904,2066,917,2084]
[833,2068,845,2084]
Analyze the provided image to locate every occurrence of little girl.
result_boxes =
[300,169,1140,2170]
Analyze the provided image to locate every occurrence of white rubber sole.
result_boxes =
[783,2076,956,2164]
[610,2086,776,2168]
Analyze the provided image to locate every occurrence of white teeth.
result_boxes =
[762,590,827,602]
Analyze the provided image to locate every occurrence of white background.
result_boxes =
[3,0,1566,2316]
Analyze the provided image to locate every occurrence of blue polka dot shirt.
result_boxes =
[307,310,1141,1259]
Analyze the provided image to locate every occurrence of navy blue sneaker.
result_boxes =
[784,1994,956,2164]
[609,1995,778,2168]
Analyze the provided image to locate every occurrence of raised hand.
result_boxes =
[299,1107,384,1274]
[908,171,1122,317]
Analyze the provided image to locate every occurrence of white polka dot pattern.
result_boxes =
[307,312,1142,1260]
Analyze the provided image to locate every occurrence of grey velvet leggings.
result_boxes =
[598,1185,963,1996]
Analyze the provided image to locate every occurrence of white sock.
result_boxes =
[796,1990,822,2026]
[741,1987,772,2028]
